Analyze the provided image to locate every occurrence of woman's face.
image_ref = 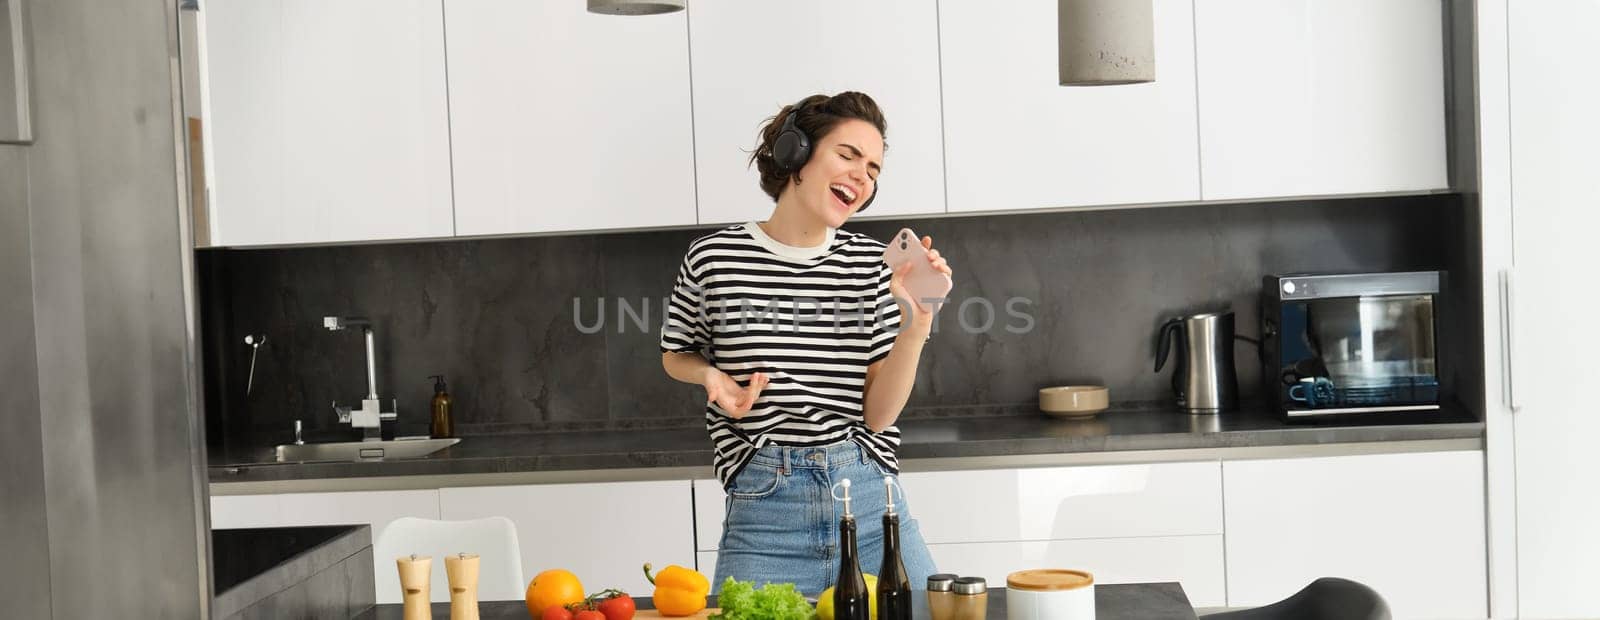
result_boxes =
[789,118,883,229]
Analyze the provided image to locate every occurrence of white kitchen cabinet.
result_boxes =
[202,0,454,246]
[1222,451,1485,618]
[443,0,696,236]
[899,461,1223,543]
[687,0,946,225]
[927,536,1227,608]
[698,462,1220,553]
[1494,1,1600,617]
[693,479,724,551]
[210,489,441,531]
[697,552,718,583]
[439,480,696,598]
[939,0,1201,213]
[1193,0,1447,201]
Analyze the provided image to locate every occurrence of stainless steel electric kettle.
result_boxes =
[1154,310,1240,414]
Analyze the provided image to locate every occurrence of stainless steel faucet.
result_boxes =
[323,316,396,441]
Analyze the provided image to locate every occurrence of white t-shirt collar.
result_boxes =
[743,221,835,260]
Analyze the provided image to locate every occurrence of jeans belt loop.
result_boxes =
[778,446,789,475]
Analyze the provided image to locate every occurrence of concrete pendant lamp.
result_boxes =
[587,0,684,16]
[1058,0,1155,85]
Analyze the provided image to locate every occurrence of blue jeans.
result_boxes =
[713,441,939,597]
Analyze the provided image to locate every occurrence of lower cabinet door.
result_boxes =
[693,479,725,552]
[440,480,696,599]
[925,536,1227,608]
[697,551,719,585]
[1222,451,1486,618]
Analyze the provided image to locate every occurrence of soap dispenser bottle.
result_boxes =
[429,375,453,438]
[834,479,871,620]
[877,476,913,620]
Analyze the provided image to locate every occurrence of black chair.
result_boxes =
[1201,577,1391,620]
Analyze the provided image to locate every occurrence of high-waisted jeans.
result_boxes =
[712,441,939,597]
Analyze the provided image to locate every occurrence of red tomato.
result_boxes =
[541,605,574,620]
[597,593,635,620]
[575,611,606,620]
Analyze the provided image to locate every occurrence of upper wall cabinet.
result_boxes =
[203,0,455,246]
[1194,0,1447,201]
[688,0,946,225]
[444,0,697,236]
[939,0,1201,213]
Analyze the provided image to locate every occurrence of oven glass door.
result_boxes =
[1278,293,1439,410]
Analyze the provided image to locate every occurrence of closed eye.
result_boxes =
[836,143,882,180]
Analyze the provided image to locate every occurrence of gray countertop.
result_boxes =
[353,582,1198,620]
[209,405,1483,491]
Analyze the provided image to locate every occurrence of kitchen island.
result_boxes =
[352,582,1198,619]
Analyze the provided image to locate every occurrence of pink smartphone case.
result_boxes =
[881,227,953,310]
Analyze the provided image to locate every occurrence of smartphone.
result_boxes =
[881,227,953,311]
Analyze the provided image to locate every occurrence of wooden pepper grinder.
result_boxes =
[446,552,481,620]
[396,554,432,620]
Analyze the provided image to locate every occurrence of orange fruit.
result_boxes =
[525,569,584,618]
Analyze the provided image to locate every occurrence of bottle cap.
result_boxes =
[952,577,987,595]
[430,374,447,393]
[926,574,958,592]
[883,475,897,516]
[832,478,855,518]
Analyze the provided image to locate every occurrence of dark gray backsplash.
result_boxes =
[200,194,1472,449]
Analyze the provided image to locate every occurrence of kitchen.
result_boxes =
[1,0,1592,618]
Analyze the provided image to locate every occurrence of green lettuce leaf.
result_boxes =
[710,577,816,620]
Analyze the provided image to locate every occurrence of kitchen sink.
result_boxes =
[273,437,460,463]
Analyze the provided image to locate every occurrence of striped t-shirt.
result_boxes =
[660,222,904,488]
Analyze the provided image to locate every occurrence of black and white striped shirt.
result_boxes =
[660,222,903,488]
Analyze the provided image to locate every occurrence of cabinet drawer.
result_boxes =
[210,489,441,532]
[899,461,1222,544]
[926,536,1226,608]
[441,480,695,598]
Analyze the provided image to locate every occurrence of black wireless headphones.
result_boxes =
[771,99,878,211]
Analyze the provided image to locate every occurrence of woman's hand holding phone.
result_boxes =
[702,368,768,419]
[883,228,954,323]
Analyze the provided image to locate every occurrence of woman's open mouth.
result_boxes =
[829,184,858,211]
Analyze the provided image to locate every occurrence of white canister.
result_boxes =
[1006,569,1094,620]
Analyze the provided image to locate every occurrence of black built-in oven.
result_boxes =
[1261,271,1443,420]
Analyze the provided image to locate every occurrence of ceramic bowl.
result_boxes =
[1038,386,1109,418]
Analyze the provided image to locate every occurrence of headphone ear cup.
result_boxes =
[772,111,811,171]
[858,183,877,212]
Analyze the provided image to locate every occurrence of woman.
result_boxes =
[659,92,952,595]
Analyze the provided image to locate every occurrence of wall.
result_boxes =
[202,194,1472,450]
[1,0,212,617]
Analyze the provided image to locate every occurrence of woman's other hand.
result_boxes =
[889,235,954,321]
[702,369,769,419]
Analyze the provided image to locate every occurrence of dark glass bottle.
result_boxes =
[429,374,453,438]
[834,479,870,620]
[878,477,913,620]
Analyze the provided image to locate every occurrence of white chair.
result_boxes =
[373,516,525,604]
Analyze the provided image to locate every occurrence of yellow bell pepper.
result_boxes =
[643,562,711,616]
